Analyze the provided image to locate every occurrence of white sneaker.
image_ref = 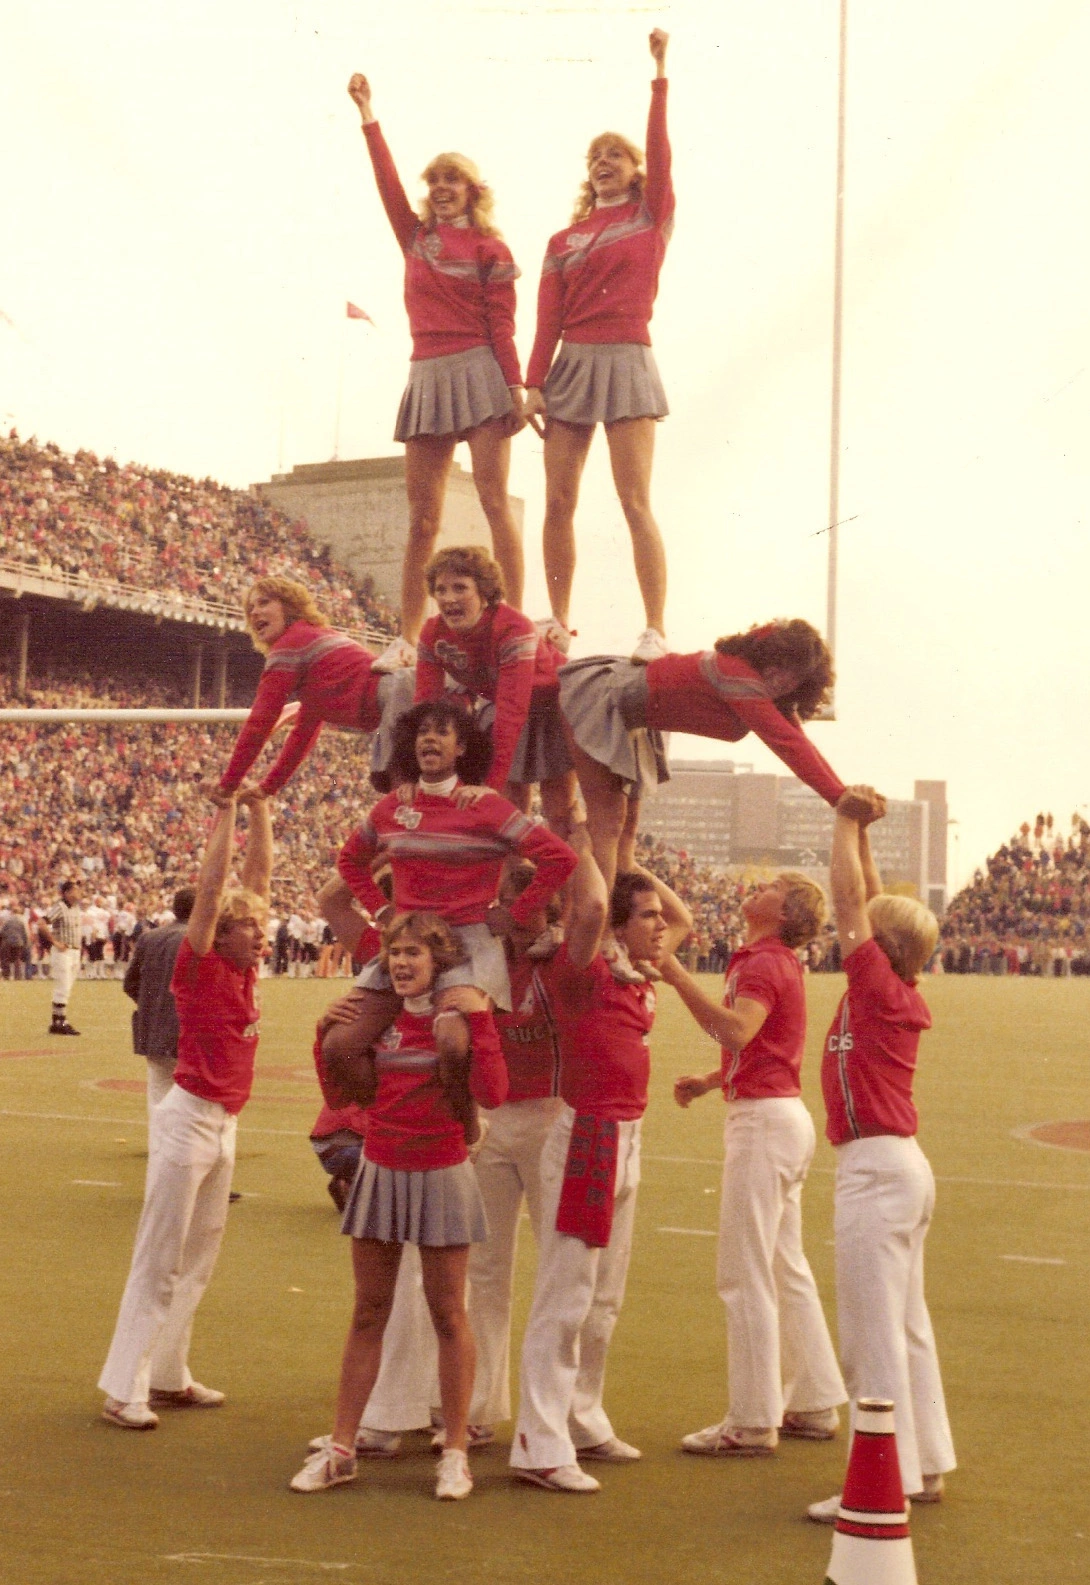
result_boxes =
[911,1473,945,1504]
[781,1408,839,1440]
[535,616,574,655]
[806,1492,842,1525]
[149,1382,224,1409]
[308,1428,401,1458]
[630,627,668,664]
[515,1463,600,1493]
[371,635,418,673]
[578,1436,641,1462]
[102,1397,158,1431]
[435,1447,473,1500]
[680,1421,777,1457]
[289,1444,358,1493]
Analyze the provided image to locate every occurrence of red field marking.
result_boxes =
[1026,1120,1090,1153]
[0,1049,60,1060]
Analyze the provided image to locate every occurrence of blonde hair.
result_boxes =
[214,888,269,939]
[868,895,938,982]
[571,131,646,222]
[380,911,467,978]
[425,544,505,606]
[244,577,326,653]
[777,872,828,950]
[418,153,502,238]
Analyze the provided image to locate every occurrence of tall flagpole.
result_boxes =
[826,0,848,685]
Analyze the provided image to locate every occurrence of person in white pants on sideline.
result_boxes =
[807,788,955,1522]
[664,869,846,1455]
[98,790,273,1430]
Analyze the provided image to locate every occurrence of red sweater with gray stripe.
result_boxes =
[526,78,674,389]
[644,650,846,807]
[337,784,577,927]
[219,620,382,796]
[363,121,522,387]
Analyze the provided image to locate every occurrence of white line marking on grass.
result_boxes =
[163,1555,353,1571]
[1001,1254,1066,1266]
[71,1179,121,1187]
[658,1226,717,1237]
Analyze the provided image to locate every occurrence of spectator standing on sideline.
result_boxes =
[41,878,84,1035]
[123,886,196,1114]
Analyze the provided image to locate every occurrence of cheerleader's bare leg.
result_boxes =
[466,419,524,610]
[541,419,594,629]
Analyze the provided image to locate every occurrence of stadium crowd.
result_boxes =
[0,430,398,635]
[940,811,1090,974]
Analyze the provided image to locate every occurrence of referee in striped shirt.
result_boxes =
[41,879,83,1036]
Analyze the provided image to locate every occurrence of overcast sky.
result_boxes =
[3,0,1088,886]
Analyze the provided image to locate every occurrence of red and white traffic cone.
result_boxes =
[824,1399,918,1585]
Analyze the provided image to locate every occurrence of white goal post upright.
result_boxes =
[0,709,250,723]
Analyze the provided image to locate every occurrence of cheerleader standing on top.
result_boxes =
[347,72,527,670]
[526,30,674,665]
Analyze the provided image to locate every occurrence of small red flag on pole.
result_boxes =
[346,301,374,324]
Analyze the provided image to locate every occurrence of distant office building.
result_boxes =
[639,760,948,910]
[256,456,523,608]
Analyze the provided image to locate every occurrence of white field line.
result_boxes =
[1001,1254,1066,1265]
[1,1115,1088,1191]
[162,1555,353,1571]
[658,1226,717,1237]
[71,1179,122,1187]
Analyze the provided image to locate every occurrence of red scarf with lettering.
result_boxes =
[555,1113,619,1248]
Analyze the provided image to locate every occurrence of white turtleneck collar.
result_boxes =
[418,774,459,798]
[403,991,435,1015]
[595,193,632,209]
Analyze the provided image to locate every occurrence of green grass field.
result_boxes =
[1,973,1088,1584]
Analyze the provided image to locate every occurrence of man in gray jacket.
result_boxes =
[123,888,195,1112]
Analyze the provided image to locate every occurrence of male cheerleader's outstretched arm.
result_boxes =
[186,800,238,958]
[659,954,769,1056]
[238,788,274,906]
[564,822,609,970]
[829,785,886,960]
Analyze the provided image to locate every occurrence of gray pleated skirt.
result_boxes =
[558,655,669,798]
[354,920,512,1010]
[368,668,416,791]
[342,1156,487,1245]
[543,341,668,426]
[394,345,514,441]
[477,688,573,786]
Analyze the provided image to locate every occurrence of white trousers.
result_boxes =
[510,1106,641,1469]
[362,1243,438,1433]
[98,1086,236,1404]
[50,946,80,1009]
[467,1096,564,1424]
[717,1096,845,1429]
[834,1134,956,1494]
[146,1059,176,1115]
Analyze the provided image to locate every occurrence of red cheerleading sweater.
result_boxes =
[365,1006,508,1169]
[719,935,807,1101]
[551,945,658,1122]
[526,78,674,390]
[363,121,522,388]
[219,620,383,796]
[821,938,930,1146]
[171,939,260,1116]
[494,949,566,1103]
[644,650,846,807]
[337,783,577,928]
[415,603,562,790]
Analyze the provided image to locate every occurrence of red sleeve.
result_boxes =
[731,954,788,1014]
[645,78,674,227]
[481,240,522,387]
[219,663,294,793]
[413,618,447,703]
[465,1009,509,1108]
[713,656,845,807]
[259,707,323,796]
[362,121,419,251]
[337,821,388,914]
[503,813,577,924]
[526,238,566,389]
[484,609,538,790]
